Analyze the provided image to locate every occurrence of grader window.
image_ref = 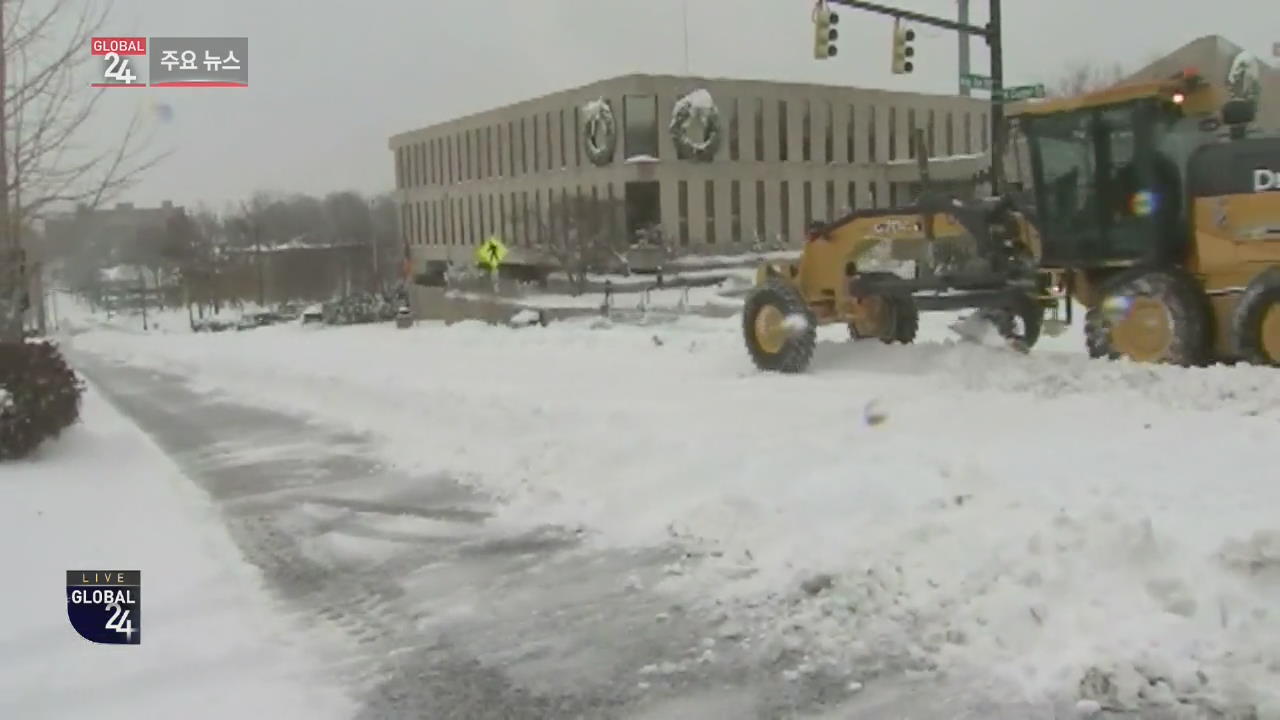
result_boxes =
[1026,99,1174,265]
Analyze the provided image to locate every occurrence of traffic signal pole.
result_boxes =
[823,0,1004,193]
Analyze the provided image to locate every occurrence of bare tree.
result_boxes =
[1,0,168,339]
[508,194,630,295]
[1047,60,1129,98]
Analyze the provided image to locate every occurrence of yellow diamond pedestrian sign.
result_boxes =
[476,236,508,270]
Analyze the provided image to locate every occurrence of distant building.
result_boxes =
[43,200,186,264]
[388,74,995,270]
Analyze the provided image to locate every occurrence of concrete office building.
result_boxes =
[389,74,996,269]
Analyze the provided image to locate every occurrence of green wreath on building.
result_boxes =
[582,98,617,166]
[669,89,721,162]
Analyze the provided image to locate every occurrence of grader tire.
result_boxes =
[986,292,1044,351]
[880,295,919,345]
[743,281,817,373]
[1231,268,1280,367]
[1084,267,1211,366]
[847,273,918,345]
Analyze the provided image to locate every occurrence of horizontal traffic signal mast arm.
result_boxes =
[824,0,991,38]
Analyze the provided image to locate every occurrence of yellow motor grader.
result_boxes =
[744,68,1280,372]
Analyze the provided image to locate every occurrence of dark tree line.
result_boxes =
[59,190,402,318]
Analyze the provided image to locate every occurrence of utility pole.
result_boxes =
[824,0,1004,194]
[957,0,971,97]
[987,0,1004,194]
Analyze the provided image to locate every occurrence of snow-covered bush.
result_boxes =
[0,340,84,460]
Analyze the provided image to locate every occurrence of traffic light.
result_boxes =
[813,5,838,60]
[892,20,915,74]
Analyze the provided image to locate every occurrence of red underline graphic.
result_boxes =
[149,82,248,88]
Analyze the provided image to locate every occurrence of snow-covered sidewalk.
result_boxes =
[64,313,1280,715]
[0,383,354,720]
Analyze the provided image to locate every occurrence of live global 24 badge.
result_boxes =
[67,570,140,644]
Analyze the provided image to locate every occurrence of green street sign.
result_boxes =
[960,73,993,91]
[998,84,1047,102]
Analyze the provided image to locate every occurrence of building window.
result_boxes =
[547,186,556,241]
[486,127,494,178]
[847,182,857,212]
[445,137,453,184]
[465,131,473,180]
[623,94,659,159]
[434,199,442,244]
[447,200,455,245]
[438,138,445,183]
[545,112,553,171]
[946,113,954,156]
[777,100,788,162]
[607,183,619,240]
[846,105,855,163]
[801,100,811,162]
[533,190,543,244]
[420,144,428,186]
[964,113,972,154]
[825,181,835,220]
[496,127,505,177]
[574,107,582,166]
[824,102,833,163]
[755,180,766,242]
[678,180,689,245]
[927,110,936,158]
[395,149,403,189]
[488,194,496,238]
[456,133,463,182]
[730,180,742,242]
[753,98,765,161]
[560,188,570,240]
[779,181,790,241]
[889,183,898,208]
[559,110,567,168]
[520,118,529,174]
[802,181,812,225]
[705,180,716,244]
[407,146,415,187]
[519,191,529,245]
[907,108,916,159]
[889,107,898,160]
[868,106,876,162]
[728,98,740,161]
[532,115,541,173]
[504,121,514,175]
[466,195,474,244]
[981,113,989,152]
[869,182,878,208]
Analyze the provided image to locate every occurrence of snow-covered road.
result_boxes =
[63,308,1280,717]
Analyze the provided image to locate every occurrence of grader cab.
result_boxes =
[743,67,1280,372]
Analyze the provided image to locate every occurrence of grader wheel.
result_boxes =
[743,281,816,373]
[1231,268,1280,367]
[1085,267,1210,366]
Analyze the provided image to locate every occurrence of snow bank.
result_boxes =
[65,314,1280,714]
[0,384,353,720]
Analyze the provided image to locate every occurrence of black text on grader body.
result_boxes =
[743,69,1280,373]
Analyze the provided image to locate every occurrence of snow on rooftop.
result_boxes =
[886,152,988,166]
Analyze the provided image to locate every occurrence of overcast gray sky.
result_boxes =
[83,0,1276,212]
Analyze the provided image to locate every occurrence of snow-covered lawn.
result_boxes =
[0,383,353,719]
[64,309,1280,714]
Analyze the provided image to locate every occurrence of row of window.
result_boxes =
[400,177,958,249]
[394,96,990,189]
